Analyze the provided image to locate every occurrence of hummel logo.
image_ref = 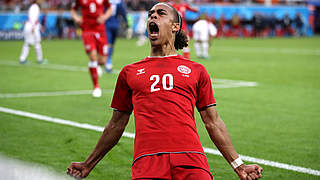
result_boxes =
[136,68,145,75]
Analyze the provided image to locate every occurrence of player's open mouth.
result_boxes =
[149,22,159,39]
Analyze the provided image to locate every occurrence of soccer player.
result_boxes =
[192,14,217,59]
[71,0,112,97]
[67,3,263,180]
[105,0,128,73]
[170,0,198,59]
[19,0,46,64]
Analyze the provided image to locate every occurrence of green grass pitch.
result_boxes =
[0,37,319,179]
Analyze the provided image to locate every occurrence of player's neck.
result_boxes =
[150,44,176,57]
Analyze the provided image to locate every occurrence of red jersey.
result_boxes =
[72,0,110,32]
[170,2,198,31]
[111,55,216,163]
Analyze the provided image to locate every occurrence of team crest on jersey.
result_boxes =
[177,65,191,75]
[96,0,103,4]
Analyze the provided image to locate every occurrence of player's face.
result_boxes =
[147,3,177,47]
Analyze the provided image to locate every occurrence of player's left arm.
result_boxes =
[97,1,113,24]
[199,106,263,180]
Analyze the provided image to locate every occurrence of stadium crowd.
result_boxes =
[1,0,308,12]
[0,0,311,38]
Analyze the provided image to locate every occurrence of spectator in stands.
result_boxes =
[217,13,226,37]
[231,13,241,37]
[268,13,277,37]
[55,6,65,39]
[281,13,293,36]
[294,12,304,36]
[252,12,263,37]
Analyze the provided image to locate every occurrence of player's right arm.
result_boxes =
[71,0,83,25]
[67,110,130,179]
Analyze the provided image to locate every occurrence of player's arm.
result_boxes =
[67,110,130,179]
[97,4,113,24]
[199,106,263,180]
[71,1,83,25]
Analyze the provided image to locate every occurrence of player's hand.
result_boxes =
[97,15,107,24]
[67,162,91,179]
[234,164,263,180]
[74,16,83,25]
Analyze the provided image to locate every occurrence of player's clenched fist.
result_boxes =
[234,164,263,180]
[67,162,91,179]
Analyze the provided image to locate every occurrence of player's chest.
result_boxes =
[127,63,197,94]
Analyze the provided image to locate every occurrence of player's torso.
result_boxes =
[125,55,207,158]
[79,0,107,31]
[106,2,120,27]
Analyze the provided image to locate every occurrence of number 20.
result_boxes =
[150,74,173,92]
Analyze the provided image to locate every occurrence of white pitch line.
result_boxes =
[212,78,257,88]
[0,107,319,176]
[0,89,114,98]
[0,60,121,74]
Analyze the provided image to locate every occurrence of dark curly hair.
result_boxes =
[166,3,189,50]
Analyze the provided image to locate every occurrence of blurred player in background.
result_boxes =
[192,14,217,59]
[67,3,263,180]
[105,0,128,73]
[170,0,198,59]
[136,6,148,46]
[20,0,46,64]
[71,0,112,97]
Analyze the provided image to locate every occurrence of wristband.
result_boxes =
[230,157,244,169]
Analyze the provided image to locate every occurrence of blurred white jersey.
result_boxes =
[24,3,41,44]
[136,11,147,35]
[192,19,217,41]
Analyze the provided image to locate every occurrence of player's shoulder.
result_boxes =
[120,57,148,71]
[172,55,207,72]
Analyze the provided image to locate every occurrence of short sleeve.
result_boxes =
[110,67,133,113]
[71,0,80,10]
[196,66,216,111]
[104,0,111,8]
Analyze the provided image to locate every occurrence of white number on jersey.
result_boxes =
[89,2,96,13]
[150,74,174,92]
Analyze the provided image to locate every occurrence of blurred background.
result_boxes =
[0,0,319,40]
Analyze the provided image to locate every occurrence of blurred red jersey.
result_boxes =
[111,55,216,163]
[170,2,198,31]
[72,0,110,32]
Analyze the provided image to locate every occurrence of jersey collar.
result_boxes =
[147,54,179,58]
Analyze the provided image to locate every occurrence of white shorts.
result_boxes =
[193,29,209,42]
[23,22,41,45]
